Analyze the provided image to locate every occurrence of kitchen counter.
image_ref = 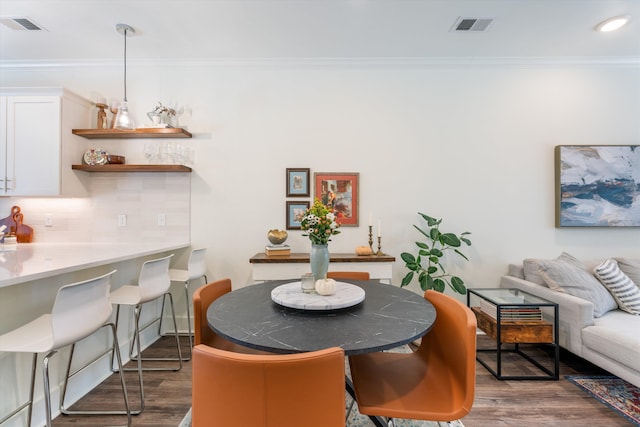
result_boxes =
[0,241,190,288]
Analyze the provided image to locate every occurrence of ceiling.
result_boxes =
[1,0,639,65]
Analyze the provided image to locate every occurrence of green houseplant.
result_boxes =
[401,212,472,294]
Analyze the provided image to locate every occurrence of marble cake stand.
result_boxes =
[271,281,365,310]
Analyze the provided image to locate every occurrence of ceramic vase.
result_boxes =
[310,244,329,281]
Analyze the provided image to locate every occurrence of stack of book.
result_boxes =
[480,299,543,322]
[265,244,291,256]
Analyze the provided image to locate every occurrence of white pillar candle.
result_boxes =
[378,220,381,237]
[369,212,372,226]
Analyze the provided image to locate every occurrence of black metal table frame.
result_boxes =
[468,288,560,381]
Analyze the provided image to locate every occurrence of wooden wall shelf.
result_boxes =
[72,128,192,139]
[72,164,192,173]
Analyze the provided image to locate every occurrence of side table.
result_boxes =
[468,288,559,380]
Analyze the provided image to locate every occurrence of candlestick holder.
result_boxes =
[376,236,384,256]
[368,226,374,252]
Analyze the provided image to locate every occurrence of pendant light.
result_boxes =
[114,23,135,129]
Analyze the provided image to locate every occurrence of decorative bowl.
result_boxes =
[267,229,288,245]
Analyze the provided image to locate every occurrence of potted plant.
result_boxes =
[401,213,472,294]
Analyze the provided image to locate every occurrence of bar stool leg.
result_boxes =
[42,350,57,427]
[60,323,132,425]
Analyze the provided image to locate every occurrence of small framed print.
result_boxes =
[314,172,359,226]
[286,201,310,230]
[286,168,310,197]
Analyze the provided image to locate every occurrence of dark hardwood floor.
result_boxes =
[52,336,634,426]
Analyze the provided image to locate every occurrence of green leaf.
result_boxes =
[451,276,467,294]
[419,274,428,291]
[460,237,472,246]
[440,233,461,247]
[426,275,436,290]
[413,225,430,239]
[418,213,440,227]
[430,248,443,258]
[401,272,414,287]
[416,241,429,250]
[400,252,416,264]
[427,266,438,274]
[429,228,440,241]
[454,248,469,261]
[433,278,446,292]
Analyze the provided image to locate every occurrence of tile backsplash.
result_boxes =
[0,172,190,244]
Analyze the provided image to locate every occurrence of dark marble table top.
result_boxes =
[207,279,436,355]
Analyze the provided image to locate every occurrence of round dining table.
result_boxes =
[206,279,437,356]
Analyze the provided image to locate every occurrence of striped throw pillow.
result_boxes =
[593,259,640,315]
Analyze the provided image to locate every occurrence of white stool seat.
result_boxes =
[0,270,130,427]
[110,284,166,306]
[163,247,208,360]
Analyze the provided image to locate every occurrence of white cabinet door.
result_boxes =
[0,97,7,193]
[5,96,62,196]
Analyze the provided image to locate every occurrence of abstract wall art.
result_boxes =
[555,145,640,227]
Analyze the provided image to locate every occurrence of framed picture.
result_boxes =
[286,201,310,230]
[555,145,640,227]
[314,172,359,226]
[286,168,310,197]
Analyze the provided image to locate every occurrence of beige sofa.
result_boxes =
[499,253,640,388]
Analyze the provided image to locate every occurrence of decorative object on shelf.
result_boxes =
[314,172,359,226]
[555,145,640,227]
[355,245,372,256]
[146,102,182,128]
[285,201,309,230]
[82,148,109,165]
[113,23,136,130]
[314,278,337,296]
[96,102,108,129]
[286,168,310,197]
[264,244,290,256]
[13,212,33,243]
[401,212,472,294]
[267,229,288,245]
[106,154,125,164]
[301,199,341,280]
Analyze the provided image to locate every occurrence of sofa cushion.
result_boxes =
[593,259,640,315]
[615,258,640,287]
[582,310,640,373]
[524,252,617,317]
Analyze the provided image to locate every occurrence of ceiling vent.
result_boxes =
[451,17,493,32]
[0,17,45,31]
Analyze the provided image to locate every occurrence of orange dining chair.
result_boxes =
[191,344,346,427]
[326,271,370,280]
[348,290,477,426]
[193,279,269,353]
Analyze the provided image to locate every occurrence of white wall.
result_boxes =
[2,59,639,294]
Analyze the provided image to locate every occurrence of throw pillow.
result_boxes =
[525,252,617,317]
[593,259,640,315]
[615,258,640,288]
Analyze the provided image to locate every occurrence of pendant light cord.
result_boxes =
[123,27,128,103]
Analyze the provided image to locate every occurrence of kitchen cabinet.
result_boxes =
[0,88,92,196]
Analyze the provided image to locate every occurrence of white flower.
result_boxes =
[326,213,335,221]
[330,222,338,229]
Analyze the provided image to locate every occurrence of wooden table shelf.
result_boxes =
[72,128,192,139]
[72,164,192,172]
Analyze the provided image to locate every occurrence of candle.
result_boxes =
[369,212,372,226]
[378,220,381,237]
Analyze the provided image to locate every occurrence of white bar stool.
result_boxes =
[162,247,208,360]
[109,253,182,415]
[0,270,130,427]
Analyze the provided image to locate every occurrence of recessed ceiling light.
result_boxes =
[595,15,631,32]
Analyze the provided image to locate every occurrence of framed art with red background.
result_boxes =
[314,172,359,226]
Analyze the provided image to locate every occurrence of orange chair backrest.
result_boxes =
[192,345,346,427]
[193,279,232,346]
[326,271,370,280]
[418,290,477,418]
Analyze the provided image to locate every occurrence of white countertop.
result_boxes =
[0,241,190,288]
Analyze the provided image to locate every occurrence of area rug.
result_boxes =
[566,375,640,426]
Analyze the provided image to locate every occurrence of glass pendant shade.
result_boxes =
[114,101,135,129]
